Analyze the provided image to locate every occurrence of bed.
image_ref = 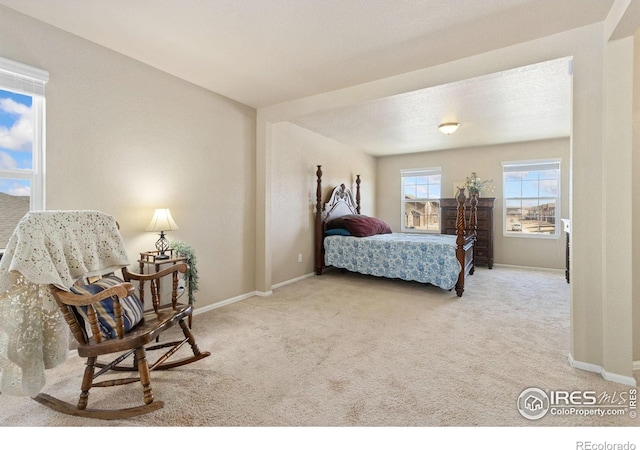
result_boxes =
[314,165,477,297]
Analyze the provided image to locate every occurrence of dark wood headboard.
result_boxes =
[314,165,361,274]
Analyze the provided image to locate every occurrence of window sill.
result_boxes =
[503,232,559,240]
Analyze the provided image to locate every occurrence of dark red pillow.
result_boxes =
[343,216,392,237]
[326,214,361,230]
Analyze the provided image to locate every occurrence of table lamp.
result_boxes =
[145,208,179,259]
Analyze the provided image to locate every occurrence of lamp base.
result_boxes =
[154,231,171,260]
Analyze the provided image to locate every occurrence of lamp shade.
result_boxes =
[438,122,460,135]
[145,208,179,232]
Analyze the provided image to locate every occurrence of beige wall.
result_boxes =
[0,6,257,307]
[270,122,375,285]
[602,36,634,376]
[632,29,640,362]
[376,138,570,269]
[259,23,637,383]
[2,4,638,383]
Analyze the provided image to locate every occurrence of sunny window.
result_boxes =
[401,168,441,232]
[0,56,48,250]
[502,159,560,238]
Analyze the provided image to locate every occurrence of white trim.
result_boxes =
[400,167,442,233]
[568,353,637,387]
[0,56,49,97]
[32,96,46,210]
[502,231,560,240]
[0,57,48,237]
[502,158,563,170]
[399,167,442,177]
[191,290,264,316]
[189,273,316,316]
[0,56,49,82]
[502,158,561,239]
[271,272,315,290]
[254,290,273,297]
[492,263,564,274]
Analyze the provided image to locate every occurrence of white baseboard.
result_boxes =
[271,272,315,290]
[192,272,315,316]
[493,263,564,274]
[193,290,266,315]
[568,353,637,387]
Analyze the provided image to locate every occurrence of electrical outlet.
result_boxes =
[298,253,303,263]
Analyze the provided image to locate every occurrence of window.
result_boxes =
[0,56,48,250]
[401,168,441,232]
[503,159,560,237]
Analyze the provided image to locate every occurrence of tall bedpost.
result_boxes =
[469,193,478,275]
[355,175,361,214]
[315,165,324,275]
[316,165,323,216]
[455,187,467,297]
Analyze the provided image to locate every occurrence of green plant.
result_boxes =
[465,172,493,195]
[170,240,199,304]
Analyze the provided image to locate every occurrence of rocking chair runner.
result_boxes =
[33,262,211,419]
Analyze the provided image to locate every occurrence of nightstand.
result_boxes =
[139,249,187,273]
[138,250,191,326]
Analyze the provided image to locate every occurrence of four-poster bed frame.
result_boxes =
[314,165,477,297]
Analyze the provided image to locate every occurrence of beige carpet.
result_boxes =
[0,266,637,428]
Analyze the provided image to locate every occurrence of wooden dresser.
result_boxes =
[440,197,495,269]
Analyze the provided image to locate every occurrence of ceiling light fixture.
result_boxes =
[439,122,460,135]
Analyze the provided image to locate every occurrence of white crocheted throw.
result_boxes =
[0,210,130,396]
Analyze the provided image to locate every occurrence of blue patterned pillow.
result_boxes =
[71,275,144,339]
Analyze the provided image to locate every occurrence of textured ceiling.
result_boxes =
[292,57,573,156]
[0,0,636,156]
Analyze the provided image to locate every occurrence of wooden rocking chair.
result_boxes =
[33,263,211,420]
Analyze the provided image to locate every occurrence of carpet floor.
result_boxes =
[0,266,637,430]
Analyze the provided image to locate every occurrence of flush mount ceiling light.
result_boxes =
[438,122,460,135]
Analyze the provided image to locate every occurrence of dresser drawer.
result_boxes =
[440,198,494,268]
[476,209,490,220]
[476,229,490,240]
[444,209,458,219]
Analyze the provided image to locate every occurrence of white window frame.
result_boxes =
[400,167,442,233]
[0,56,48,252]
[502,159,561,239]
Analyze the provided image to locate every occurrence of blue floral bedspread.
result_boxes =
[324,233,461,290]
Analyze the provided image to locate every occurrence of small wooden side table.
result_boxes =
[138,250,191,326]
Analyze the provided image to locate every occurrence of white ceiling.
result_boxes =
[292,57,573,156]
[0,0,636,156]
